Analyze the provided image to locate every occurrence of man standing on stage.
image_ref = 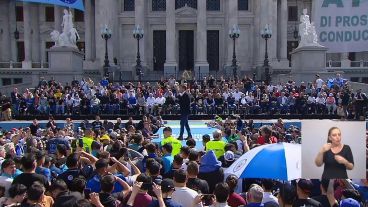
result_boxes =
[178,85,192,140]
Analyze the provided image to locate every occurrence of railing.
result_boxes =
[0,61,48,69]
[0,62,22,68]
[350,61,362,67]
[326,60,341,67]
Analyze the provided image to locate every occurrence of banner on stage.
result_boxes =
[18,0,84,11]
[313,0,368,52]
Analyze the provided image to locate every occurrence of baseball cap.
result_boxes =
[297,179,314,194]
[224,151,235,162]
[161,178,175,193]
[340,198,360,207]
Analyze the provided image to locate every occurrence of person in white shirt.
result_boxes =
[154,94,166,115]
[146,93,156,114]
[0,159,16,197]
[72,94,81,114]
[222,90,231,100]
[307,95,316,114]
[90,95,101,114]
[261,179,279,205]
[232,89,243,102]
[316,94,326,114]
[172,169,202,207]
[315,74,324,92]
[65,95,74,115]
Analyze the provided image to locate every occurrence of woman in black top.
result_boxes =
[315,127,354,179]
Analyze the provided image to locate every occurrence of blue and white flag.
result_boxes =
[18,0,84,11]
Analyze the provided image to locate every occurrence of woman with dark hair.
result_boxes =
[226,175,246,207]
[0,184,27,207]
[277,183,296,207]
[257,126,277,145]
[315,127,354,179]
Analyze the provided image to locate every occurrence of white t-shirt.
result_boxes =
[262,192,278,204]
[0,176,13,197]
[316,78,324,89]
[172,187,202,207]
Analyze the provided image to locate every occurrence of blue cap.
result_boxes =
[340,198,360,207]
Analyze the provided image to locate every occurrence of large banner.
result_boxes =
[18,0,84,11]
[314,0,368,52]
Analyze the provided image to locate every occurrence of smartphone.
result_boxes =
[84,188,92,199]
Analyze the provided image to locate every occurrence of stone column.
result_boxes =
[84,0,92,60]
[31,4,41,63]
[227,0,238,65]
[54,6,62,32]
[269,0,277,62]
[135,0,145,64]
[194,0,209,77]
[95,0,117,68]
[22,2,32,68]
[341,52,351,67]
[164,0,177,73]
[0,0,10,61]
[280,0,288,60]
[9,0,17,62]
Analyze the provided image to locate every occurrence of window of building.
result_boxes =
[17,41,25,62]
[45,7,54,22]
[288,6,298,21]
[362,77,368,84]
[13,78,23,84]
[76,42,85,52]
[124,0,135,11]
[238,0,249,11]
[349,52,356,61]
[350,77,359,82]
[74,9,84,22]
[207,0,220,11]
[45,42,54,62]
[175,0,197,9]
[16,6,23,22]
[152,0,166,11]
[2,79,11,86]
[287,41,299,62]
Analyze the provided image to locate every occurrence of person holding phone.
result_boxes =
[315,127,354,179]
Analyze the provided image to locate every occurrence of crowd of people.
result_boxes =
[0,73,366,120]
[0,113,365,207]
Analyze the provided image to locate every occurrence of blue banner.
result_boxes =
[18,0,84,11]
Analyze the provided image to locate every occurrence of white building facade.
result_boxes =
[0,0,368,86]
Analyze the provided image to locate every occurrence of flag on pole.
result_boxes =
[18,0,84,11]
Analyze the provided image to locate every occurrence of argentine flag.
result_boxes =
[18,0,84,11]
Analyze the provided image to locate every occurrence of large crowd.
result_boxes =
[0,113,365,207]
[0,75,366,207]
[0,74,367,120]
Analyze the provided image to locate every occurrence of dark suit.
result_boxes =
[178,92,192,138]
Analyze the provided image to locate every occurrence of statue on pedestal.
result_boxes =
[298,9,322,48]
[50,9,80,48]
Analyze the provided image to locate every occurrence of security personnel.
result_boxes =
[161,127,182,156]
[206,129,226,159]
[82,128,95,153]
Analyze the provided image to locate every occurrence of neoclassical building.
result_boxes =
[0,0,367,87]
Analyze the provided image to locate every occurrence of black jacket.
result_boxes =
[178,92,191,115]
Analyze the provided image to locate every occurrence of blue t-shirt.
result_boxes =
[162,154,173,174]
[36,167,51,182]
[46,138,70,154]
[128,96,137,105]
[87,174,126,193]
[148,198,183,207]
[100,79,109,87]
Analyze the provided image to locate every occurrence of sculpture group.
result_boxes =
[50,9,80,48]
[298,9,322,48]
